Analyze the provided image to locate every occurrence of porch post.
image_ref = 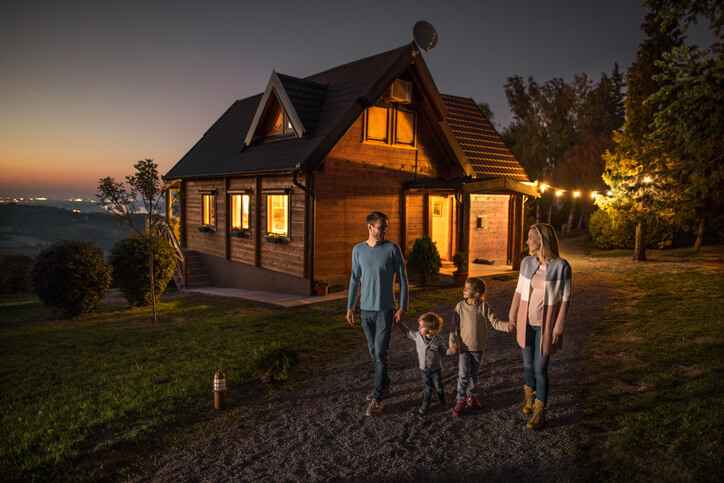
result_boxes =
[511,194,524,270]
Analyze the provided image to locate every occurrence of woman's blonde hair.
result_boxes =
[418,312,443,335]
[531,223,560,262]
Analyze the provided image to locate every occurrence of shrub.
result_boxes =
[30,240,111,318]
[248,342,298,383]
[588,209,635,249]
[406,236,442,286]
[452,251,468,272]
[0,254,35,294]
[109,234,175,307]
[588,208,677,249]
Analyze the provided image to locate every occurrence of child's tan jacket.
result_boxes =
[449,300,507,352]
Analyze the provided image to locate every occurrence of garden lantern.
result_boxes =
[213,370,226,410]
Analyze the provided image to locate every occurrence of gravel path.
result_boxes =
[133,238,615,482]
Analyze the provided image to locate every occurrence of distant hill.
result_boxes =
[0,204,146,255]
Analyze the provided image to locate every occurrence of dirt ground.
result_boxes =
[130,237,617,482]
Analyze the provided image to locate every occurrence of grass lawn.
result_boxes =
[574,244,724,481]
[0,285,461,481]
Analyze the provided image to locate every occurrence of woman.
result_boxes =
[508,223,572,430]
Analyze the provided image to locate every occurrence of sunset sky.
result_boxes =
[0,1,715,199]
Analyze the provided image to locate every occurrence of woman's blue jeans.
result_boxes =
[521,324,550,404]
[360,309,393,401]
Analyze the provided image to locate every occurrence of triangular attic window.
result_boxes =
[244,71,306,146]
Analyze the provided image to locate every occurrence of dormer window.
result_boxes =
[267,107,294,136]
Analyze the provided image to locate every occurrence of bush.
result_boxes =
[109,234,175,307]
[588,209,677,249]
[30,240,111,318]
[0,254,35,294]
[248,342,298,383]
[406,236,442,286]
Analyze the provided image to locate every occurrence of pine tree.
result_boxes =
[599,4,683,260]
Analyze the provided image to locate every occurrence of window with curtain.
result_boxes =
[202,194,216,227]
[266,194,288,236]
[231,194,250,230]
[365,106,389,142]
[395,109,415,145]
[364,106,415,147]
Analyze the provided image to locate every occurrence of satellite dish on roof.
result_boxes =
[413,21,438,52]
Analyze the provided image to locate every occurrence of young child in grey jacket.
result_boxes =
[449,277,510,417]
[398,312,451,414]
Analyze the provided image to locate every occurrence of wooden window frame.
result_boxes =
[229,191,251,236]
[363,105,416,148]
[200,191,216,229]
[263,189,291,239]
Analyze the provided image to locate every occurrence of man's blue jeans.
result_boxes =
[360,309,393,401]
[521,324,550,404]
[456,350,483,401]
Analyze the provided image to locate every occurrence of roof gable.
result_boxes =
[441,94,529,182]
[243,71,328,145]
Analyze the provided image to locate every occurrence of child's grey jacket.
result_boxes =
[399,324,451,371]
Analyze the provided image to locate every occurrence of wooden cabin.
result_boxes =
[164,43,536,295]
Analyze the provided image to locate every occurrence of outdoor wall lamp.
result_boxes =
[214,370,226,410]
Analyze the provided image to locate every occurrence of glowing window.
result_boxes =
[231,194,250,230]
[395,110,415,145]
[202,194,216,226]
[267,194,288,236]
[366,106,389,142]
[267,107,294,136]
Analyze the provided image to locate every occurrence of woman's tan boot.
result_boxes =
[523,386,536,414]
[526,399,547,430]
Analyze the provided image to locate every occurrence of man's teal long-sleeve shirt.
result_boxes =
[347,240,409,312]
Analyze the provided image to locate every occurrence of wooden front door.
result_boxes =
[430,195,451,260]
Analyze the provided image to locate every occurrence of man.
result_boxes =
[347,211,409,416]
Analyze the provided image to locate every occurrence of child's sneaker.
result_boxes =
[452,400,466,418]
[466,395,482,410]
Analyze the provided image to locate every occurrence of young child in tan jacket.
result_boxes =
[449,277,510,417]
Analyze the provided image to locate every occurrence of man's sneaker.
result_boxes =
[466,395,482,410]
[418,401,430,414]
[366,399,384,416]
[452,400,466,418]
[365,386,392,401]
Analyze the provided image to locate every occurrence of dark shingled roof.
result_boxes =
[166,44,414,179]
[276,73,327,135]
[441,94,529,182]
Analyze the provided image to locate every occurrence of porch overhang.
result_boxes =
[404,177,539,197]
[464,178,539,197]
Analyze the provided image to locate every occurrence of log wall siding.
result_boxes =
[184,176,308,278]
[405,193,425,253]
[186,180,227,258]
[469,194,510,264]
[313,159,406,286]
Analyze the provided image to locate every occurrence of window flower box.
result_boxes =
[230,228,249,238]
[198,225,213,233]
[265,234,286,243]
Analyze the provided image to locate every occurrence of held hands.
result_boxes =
[346,308,356,326]
[507,321,515,333]
[450,346,459,355]
[394,309,406,324]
